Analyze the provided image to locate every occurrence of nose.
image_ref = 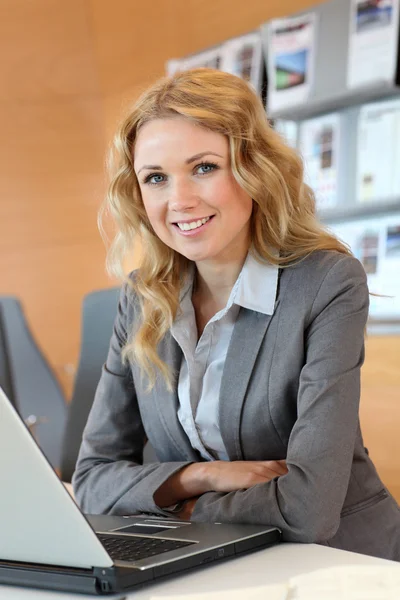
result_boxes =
[168,178,199,213]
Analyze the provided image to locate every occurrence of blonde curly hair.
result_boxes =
[100,68,350,389]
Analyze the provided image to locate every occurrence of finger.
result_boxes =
[263,461,288,476]
[273,460,288,473]
[264,468,285,479]
[245,469,286,486]
[274,460,289,474]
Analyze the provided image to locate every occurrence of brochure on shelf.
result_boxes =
[299,113,342,211]
[266,12,317,113]
[347,0,400,89]
[330,214,400,319]
[356,98,400,202]
[273,119,298,148]
[219,31,264,94]
[166,32,264,92]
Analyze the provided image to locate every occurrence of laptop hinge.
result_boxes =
[93,565,154,592]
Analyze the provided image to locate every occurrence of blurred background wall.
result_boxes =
[0,0,399,499]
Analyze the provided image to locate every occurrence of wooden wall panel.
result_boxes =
[0,99,105,248]
[0,241,107,393]
[360,338,400,501]
[0,0,99,100]
[360,385,400,501]
[0,0,112,400]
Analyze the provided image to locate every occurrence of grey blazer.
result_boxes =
[73,250,400,561]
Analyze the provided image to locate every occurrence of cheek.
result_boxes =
[244,196,254,218]
[220,177,252,211]
[220,185,253,221]
[142,195,165,227]
[235,183,253,217]
[141,197,174,246]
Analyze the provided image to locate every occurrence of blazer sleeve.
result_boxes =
[190,255,370,543]
[72,281,193,516]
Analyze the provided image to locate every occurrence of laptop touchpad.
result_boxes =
[112,524,174,535]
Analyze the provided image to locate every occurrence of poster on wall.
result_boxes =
[166,47,223,76]
[330,214,400,319]
[356,99,400,202]
[266,12,317,113]
[298,113,342,211]
[347,0,400,89]
[220,32,264,94]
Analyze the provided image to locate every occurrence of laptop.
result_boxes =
[0,387,281,595]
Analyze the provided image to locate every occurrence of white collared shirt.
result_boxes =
[170,253,279,461]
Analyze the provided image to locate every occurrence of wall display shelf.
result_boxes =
[367,319,400,336]
[320,199,400,225]
[267,83,400,122]
[263,0,400,121]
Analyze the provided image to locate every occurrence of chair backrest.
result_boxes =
[60,286,158,483]
[0,306,15,404]
[0,296,67,470]
[60,287,120,482]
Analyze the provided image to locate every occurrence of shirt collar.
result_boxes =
[178,252,279,317]
[234,252,278,316]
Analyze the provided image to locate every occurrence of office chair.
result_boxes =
[60,287,120,483]
[60,286,159,483]
[0,305,15,404]
[0,296,67,470]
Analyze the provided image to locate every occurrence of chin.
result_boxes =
[180,253,208,263]
[175,249,212,263]
[172,243,214,263]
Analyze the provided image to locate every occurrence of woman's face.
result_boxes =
[133,117,253,266]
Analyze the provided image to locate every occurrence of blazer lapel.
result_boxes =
[154,332,201,461]
[219,306,277,460]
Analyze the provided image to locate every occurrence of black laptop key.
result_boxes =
[97,534,194,562]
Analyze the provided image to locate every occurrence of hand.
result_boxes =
[204,460,288,493]
[154,460,288,508]
[176,497,198,521]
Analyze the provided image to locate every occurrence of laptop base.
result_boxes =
[0,529,281,595]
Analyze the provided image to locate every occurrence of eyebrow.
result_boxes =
[136,151,224,175]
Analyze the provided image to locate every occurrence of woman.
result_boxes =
[73,68,400,561]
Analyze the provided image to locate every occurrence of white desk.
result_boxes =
[0,543,396,600]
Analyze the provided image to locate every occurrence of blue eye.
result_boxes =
[142,162,219,185]
[144,173,166,185]
[196,162,219,175]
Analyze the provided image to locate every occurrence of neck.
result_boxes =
[194,254,247,308]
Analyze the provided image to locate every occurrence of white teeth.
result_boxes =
[177,216,210,231]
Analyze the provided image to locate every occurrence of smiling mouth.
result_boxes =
[174,216,214,231]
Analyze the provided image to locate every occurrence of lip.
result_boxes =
[172,215,215,237]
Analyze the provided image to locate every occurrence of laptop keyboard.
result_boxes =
[97,534,195,562]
